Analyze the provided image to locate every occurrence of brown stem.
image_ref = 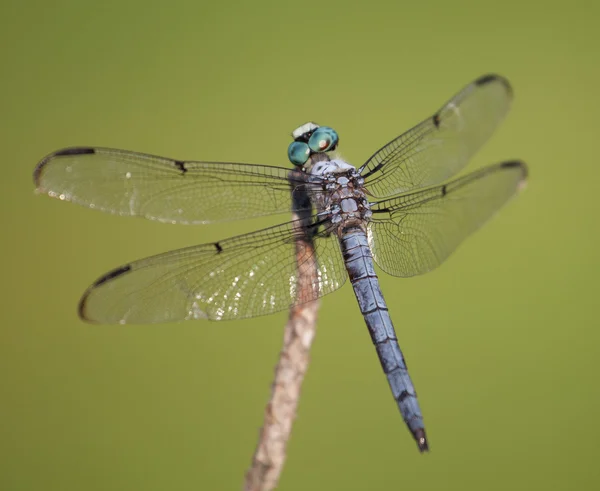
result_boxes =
[243,174,319,491]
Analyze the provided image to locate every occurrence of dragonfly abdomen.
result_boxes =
[340,228,428,452]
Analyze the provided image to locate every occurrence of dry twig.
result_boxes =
[243,173,320,491]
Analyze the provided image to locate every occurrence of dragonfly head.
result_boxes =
[288,122,339,167]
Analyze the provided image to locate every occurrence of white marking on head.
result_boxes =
[292,122,319,140]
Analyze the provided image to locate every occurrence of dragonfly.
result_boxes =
[33,74,527,452]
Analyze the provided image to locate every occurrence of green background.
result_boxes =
[2,0,599,489]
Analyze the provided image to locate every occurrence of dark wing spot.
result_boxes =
[475,74,499,86]
[498,160,528,184]
[441,184,447,196]
[215,242,223,253]
[500,160,528,176]
[92,265,132,288]
[432,113,441,128]
[54,147,96,157]
[174,160,187,174]
[33,147,96,186]
[474,73,513,98]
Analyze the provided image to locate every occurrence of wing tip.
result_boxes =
[33,147,97,188]
[500,160,528,189]
[78,265,132,322]
[474,73,513,99]
[77,293,92,322]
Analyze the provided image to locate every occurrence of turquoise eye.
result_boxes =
[288,141,310,166]
[308,126,339,153]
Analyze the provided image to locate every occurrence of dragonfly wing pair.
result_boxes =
[34,74,526,325]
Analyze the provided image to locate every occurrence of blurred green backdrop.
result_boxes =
[2,0,599,490]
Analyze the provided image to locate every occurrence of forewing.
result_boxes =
[34,147,319,223]
[368,161,527,277]
[359,74,513,198]
[78,218,347,323]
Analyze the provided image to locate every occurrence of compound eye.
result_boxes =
[288,141,310,166]
[308,126,339,153]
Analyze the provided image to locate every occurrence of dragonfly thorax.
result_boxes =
[310,158,372,231]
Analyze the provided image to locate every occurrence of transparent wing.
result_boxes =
[359,74,513,198]
[78,218,346,324]
[33,147,321,224]
[368,161,527,277]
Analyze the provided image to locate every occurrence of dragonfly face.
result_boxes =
[287,122,339,167]
[33,74,527,452]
